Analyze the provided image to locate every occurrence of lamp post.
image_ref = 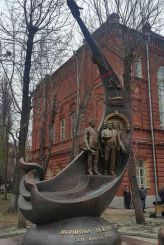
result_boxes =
[146,33,158,201]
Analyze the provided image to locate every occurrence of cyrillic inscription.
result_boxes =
[60,229,91,235]
[59,225,113,243]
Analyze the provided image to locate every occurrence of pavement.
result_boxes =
[0,236,22,245]
[122,236,156,244]
[0,236,157,245]
[0,208,163,244]
[103,207,163,244]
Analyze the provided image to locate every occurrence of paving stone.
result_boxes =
[122,236,156,244]
[0,235,156,245]
[0,236,22,245]
[0,208,162,244]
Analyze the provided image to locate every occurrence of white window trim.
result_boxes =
[136,159,146,187]
[157,66,164,130]
[134,57,143,79]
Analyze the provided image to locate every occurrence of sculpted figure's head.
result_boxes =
[89,119,96,127]
[107,121,113,129]
[103,122,107,129]
[113,121,118,129]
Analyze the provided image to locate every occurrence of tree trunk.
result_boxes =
[71,130,80,160]
[39,110,46,166]
[13,32,35,228]
[71,89,92,159]
[39,81,47,166]
[4,129,8,200]
[8,193,16,213]
[38,89,57,176]
[128,155,145,224]
[124,54,145,224]
[17,209,26,228]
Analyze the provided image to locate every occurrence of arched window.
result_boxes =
[157,66,164,129]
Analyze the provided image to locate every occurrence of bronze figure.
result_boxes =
[101,121,126,175]
[83,119,100,175]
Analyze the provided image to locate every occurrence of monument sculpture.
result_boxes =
[83,118,100,175]
[18,1,131,244]
[101,121,126,175]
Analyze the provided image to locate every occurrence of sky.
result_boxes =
[0,0,5,10]
[0,0,164,36]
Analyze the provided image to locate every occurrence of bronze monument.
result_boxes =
[101,121,126,175]
[18,1,131,244]
[83,119,100,175]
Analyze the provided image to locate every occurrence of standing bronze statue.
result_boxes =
[83,119,100,175]
[101,121,126,175]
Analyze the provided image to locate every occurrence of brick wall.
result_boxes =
[32,28,164,198]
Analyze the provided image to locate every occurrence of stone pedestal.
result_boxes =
[22,217,121,245]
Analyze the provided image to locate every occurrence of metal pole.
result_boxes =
[146,34,158,201]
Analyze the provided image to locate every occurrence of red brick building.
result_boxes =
[32,19,164,207]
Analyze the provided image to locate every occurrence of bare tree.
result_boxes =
[70,49,102,159]
[71,87,92,158]
[38,76,57,175]
[0,0,73,227]
[0,76,12,200]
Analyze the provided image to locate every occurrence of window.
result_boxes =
[136,160,146,187]
[134,57,142,78]
[157,66,164,129]
[60,118,65,141]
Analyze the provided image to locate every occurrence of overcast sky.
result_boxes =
[0,0,5,9]
[0,0,163,35]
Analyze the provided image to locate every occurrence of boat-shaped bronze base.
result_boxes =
[22,216,121,245]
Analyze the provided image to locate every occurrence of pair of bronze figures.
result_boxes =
[83,118,126,176]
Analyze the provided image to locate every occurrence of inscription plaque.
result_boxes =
[22,217,121,245]
[107,97,124,106]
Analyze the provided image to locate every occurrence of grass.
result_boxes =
[0,194,18,229]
